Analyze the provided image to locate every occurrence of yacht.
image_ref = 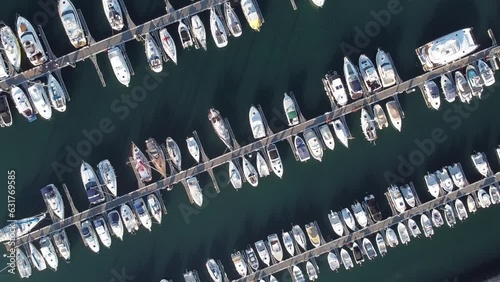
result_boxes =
[351,201,368,228]
[97,159,117,197]
[241,0,262,31]
[16,248,32,278]
[351,242,364,265]
[107,46,131,87]
[331,119,349,148]
[388,185,406,213]
[144,33,162,73]
[120,203,139,233]
[246,246,259,271]
[477,188,491,208]
[268,233,284,262]
[133,198,152,231]
[0,213,46,243]
[266,144,283,178]
[147,194,162,224]
[283,92,299,126]
[306,261,318,281]
[58,0,86,48]
[254,240,271,266]
[490,185,500,204]
[340,248,354,270]
[28,83,52,120]
[166,137,182,170]
[191,15,207,50]
[444,204,456,227]
[319,124,335,150]
[81,161,105,204]
[102,0,124,31]
[343,57,363,99]
[187,177,204,207]
[373,104,388,129]
[178,21,193,49]
[466,64,484,97]
[292,225,307,251]
[423,80,441,110]
[420,214,434,238]
[242,156,259,187]
[407,218,421,238]
[477,59,495,86]
[455,71,473,103]
[208,108,232,149]
[228,160,242,190]
[325,71,348,106]
[455,198,468,221]
[29,242,47,271]
[52,232,70,263]
[425,172,441,199]
[159,28,177,64]
[362,238,377,260]
[145,138,167,177]
[183,271,198,282]
[385,100,402,132]
[249,105,265,139]
[292,265,306,282]
[11,86,36,122]
[341,208,356,231]
[40,236,58,271]
[359,54,382,92]
[282,231,295,256]
[328,211,344,237]
[93,217,112,248]
[416,28,478,71]
[107,210,124,240]
[467,195,477,213]
[327,252,340,271]
[0,24,21,70]
[132,142,152,182]
[361,107,377,143]
[47,73,66,112]
[440,74,456,103]
[376,48,396,88]
[364,194,383,222]
[16,15,47,66]
[295,136,310,162]
[305,223,321,248]
[375,233,387,256]
[400,184,415,208]
[186,137,200,163]
[385,227,399,247]
[397,222,410,245]
[224,2,242,37]
[40,184,64,220]
[447,163,465,188]
[256,152,270,177]
[210,9,228,48]
[304,128,323,161]
[431,209,444,227]
[206,259,222,282]
[311,0,325,7]
[231,251,247,277]
[471,152,489,177]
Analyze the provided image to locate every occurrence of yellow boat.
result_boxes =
[241,0,262,32]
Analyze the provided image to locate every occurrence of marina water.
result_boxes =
[1,0,500,281]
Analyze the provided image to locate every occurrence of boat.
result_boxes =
[133,197,152,231]
[81,161,105,204]
[187,177,204,207]
[28,83,52,120]
[246,246,259,271]
[147,194,162,224]
[292,225,307,251]
[268,233,284,262]
[423,80,441,110]
[400,184,415,208]
[397,222,410,245]
[306,261,318,281]
[40,184,65,220]
[340,248,354,270]
[93,216,112,248]
[318,124,335,150]
[385,100,402,131]
[444,204,456,227]
[490,185,500,204]
[376,48,396,88]
[351,242,364,265]
[466,64,483,97]
[477,188,491,208]
[208,108,232,149]
[343,57,363,99]
[373,104,388,129]
[0,214,46,243]
[240,0,262,31]
[254,240,271,266]
[431,208,444,227]
[132,142,152,183]
[97,159,117,197]
[447,163,465,188]
[364,194,383,222]
[407,218,421,238]
[471,152,489,177]
[420,214,434,238]
[256,152,270,177]
[266,144,283,178]
[58,0,86,48]
[107,46,131,87]
[191,15,207,50]
[102,0,124,31]
[242,156,259,187]
[425,172,441,199]
[29,242,47,271]
[359,54,382,92]
[327,252,340,272]
[310,0,325,7]
[362,238,377,260]
[228,160,242,190]
[455,71,473,103]
[249,105,265,139]
[186,137,200,163]
[385,227,399,247]
[455,198,468,221]
[282,231,295,256]
[351,201,368,228]
[467,195,477,213]
[11,86,36,122]
[292,265,306,282]
[304,128,323,161]
[206,259,222,282]
[231,251,247,277]
[375,233,387,256]
[107,210,124,240]
[342,208,356,231]
[416,28,479,71]
[331,119,349,148]
[325,71,348,106]
[388,185,406,213]
[52,231,71,264]
[224,2,242,37]
[145,138,167,177]
[294,136,310,162]
[120,204,139,233]
[283,92,299,126]
[328,211,344,237]
[361,107,377,142]
[0,55,8,79]
[183,271,197,282]
[0,24,21,70]
[440,75,456,102]
[477,59,495,86]
[159,28,177,64]
[210,9,228,48]
[16,248,32,278]
[16,15,47,66]
[305,223,320,248]
[47,73,66,112]
[82,220,100,253]
[144,33,162,73]
[178,21,193,49]
[166,137,182,170]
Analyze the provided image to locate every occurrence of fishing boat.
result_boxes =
[47,73,66,112]
[471,152,489,177]
[254,240,271,266]
[11,86,36,122]
[364,194,383,222]
[292,225,307,251]
[187,177,204,207]
[132,142,152,183]
[362,238,377,260]
[0,214,46,243]
[327,252,340,272]
[351,242,364,265]
[159,28,177,64]
[249,105,265,139]
[17,248,32,278]
[375,233,387,256]
[0,97,12,127]
[16,15,47,66]
[58,0,86,48]
[388,185,406,213]
[191,15,206,50]
[210,9,228,48]
[385,100,402,132]
[440,74,456,102]
[325,71,348,106]
[224,2,242,37]
[268,233,284,262]
[231,251,247,277]
[407,218,421,238]
[431,208,444,227]
[340,248,354,270]
[467,195,477,213]
[40,184,64,220]
[93,217,112,248]
[455,71,473,103]
[208,108,232,149]
[166,137,182,170]
[376,48,396,88]
[331,119,349,148]
[423,80,441,110]
[107,46,131,87]
[305,223,321,248]
[282,231,295,256]
[351,201,368,228]
[361,107,377,143]
[0,24,21,70]
[292,265,306,282]
[447,163,465,188]
[328,211,344,237]
[373,104,388,129]
[186,137,200,163]
[52,230,70,262]
[144,33,162,73]
[102,0,124,31]
[444,204,456,227]
[318,124,335,151]
[206,259,222,282]
[477,59,495,86]
[477,188,491,208]
[266,144,283,178]
[420,214,434,238]
[97,159,117,197]
[245,246,259,271]
[341,208,356,231]
[133,198,152,231]
[147,193,162,224]
[397,222,410,245]
[256,152,270,177]
[294,136,310,162]
[81,161,105,204]
[304,128,323,162]
[29,242,46,271]
[228,160,242,190]
[455,198,468,221]
[178,21,193,49]
[241,0,262,31]
[28,83,52,120]
[466,64,483,97]
[242,156,259,187]
[120,204,139,233]
[359,54,382,93]
[145,138,167,177]
[107,210,124,240]
[343,57,363,99]
[425,172,440,198]
[400,184,415,208]
[283,92,299,126]
[306,261,318,281]
[81,220,100,253]
[385,227,399,247]
[490,185,500,204]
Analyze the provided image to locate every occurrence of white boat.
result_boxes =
[447,163,465,188]
[283,92,299,126]
[246,246,259,271]
[266,144,283,178]
[208,108,232,149]
[40,184,64,220]
[186,137,200,163]
[444,204,456,227]
[107,46,130,87]
[120,204,139,233]
[373,104,388,129]
[420,214,434,238]
[407,218,421,238]
[187,177,204,207]
[467,195,477,213]
[351,201,368,228]
[256,152,270,177]
[102,0,124,31]
[166,137,182,170]
[477,59,495,86]
[400,184,415,208]
[341,208,356,231]
[16,248,32,278]
[305,223,321,248]
[107,210,124,240]
[132,142,152,183]
[397,222,410,245]
[328,211,344,237]
[29,242,47,271]
[249,105,265,139]
[376,48,396,88]
[327,252,340,271]
[471,152,489,177]
[81,161,105,204]
[295,136,310,162]
[0,25,21,70]
[97,159,117,197]
[159,28,177,64]
[351,242,364,265]
[0,96,12,127]
[268,233,284,262]
[388,185,406,213]
[254,240,271,266]
[147,194,162,224]
[82,220,100,253]
[228,160,242,190]
[183,271,197,282]
[144,33,162,73]
[52,230,70,263]
[359,54,382,93]
[0,214,46,243]
[425,172,440,199]
[490,185,500,204]
[416,28,479,71]
[240,0,262,31]
[466,64,484,97]
[455,71,473,104]
[210,9,228,48]
[16,15,47,66]
[362,238,377,260]
[292,225,307,251]
[423,80,441,110]
[58,0,86,48]
[375,233,387,256]
[191,15,207,50]
[93,216,112,248]
[304,128,323,161]
[343,57,363,99]
[178,21,193,49]
[28,83,52,120]
[325,72,348,106]
[440,75,456,102]
[292,265,306,282]
[310,0,325,7]
[385,227,399,247]
[331,119,349,148]
[133,198,152,231]
[231,251,247,277]
[11,86,36,122]
[306,261,318,281]
[361,107,377,143]
[477,188,491,208]
[455,198,468,221]
[47,73,66,112]
[340,248,354,270]
[206,259,222,282]
[385,100,402,132]
[224,2,242,37]
[318,124,335,151]
[431,209,444,227]
[242,156,259,187]
[0,55,8,78]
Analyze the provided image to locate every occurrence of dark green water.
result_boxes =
[1,0,500,281]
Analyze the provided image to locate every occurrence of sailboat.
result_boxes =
[359,54,383,93]
[159,28,177,64]
[376,48,396,88]
[52,230,70,262]
[120,203,139,234]
[440,74,456,103]
[224,2,242,37]
[191,15,207,50]
[373,104,388,129]
[256,152,270,177]
[58,0,86,48]
[331,119,349,148]
[187,177,204,207]
[386,100,402,131]
[0,24,21,70]
[423,80,440,110]
[102,0,124,31]
[343,57,363,99]
[28,83,52,120]
[249,105,265,139]
[47,73,67,112]
[477,59,495,86]
[210,8,228,48]
[186,137,200,163]
[228,160,242,190]
[208,108,232,149]
[132,142,152,183]
[266,144,283,178]
[304,128,323,161]
[81,161,105,204]
[16,15,47,66]
[0,214,46,243]
[282,231,295,256]
[144,33,162,73]
[242,156,259,187]
[283,92,299,126]
[97,159,117,197]
[147,193,163,224]
[145,138,167,177]
[166,137,182,170]
[178,21,193,49]
[107,46,131,87]
[16,248,32,278]
[361,107,377,143]
[11,86,36,122]
[29,242,46,271]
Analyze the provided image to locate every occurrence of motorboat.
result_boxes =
[294,136,310,162]
[306,261,318,281]
[186,137,200,163]
[331,119,349,148]
[340,248,354,270]
[256,152,270,177]
[328,211,344,237]
[318,124,335,150]
[16,15,47,66]
[327,252,340,272]
[359,54,382,93]
[210,8,228,48]
[385,100,402,132]
[362,238,377,260]
[166,137,182,170]
[397,222,410,245]
[282,231,295,256]
[102,0,124,31]
[385,227,399,247]
[228,160,242,190]
[81,220,100,253]
[47,73,66,112]
[305,223,321,248]
[187,177,204,207]
[107,210,124,240]
[11,86,36,122]
[341,208,356,231]
[361,107,377,143]
[16,248,32,278]
[375,233,387,256]
[246,246,259,271]
[240,0,262,31]
[28,83,52,120]
[183,271,197,282]
[206,259,222,282]
[268,233,284,262]
[40,184,65,220]
[490,185,500,204]
[0,214,46,243]
[431,209,444,227]
[455,71,473,103]
[351,242,364,265]
[0,54,8,79]
[292,225,307,251]
[132,142,152,182]
[351,201,368,228]
[311,0,325,7]
[467,195,477,213]
[444,204,456,227]
[159,28,177,64]
[283,92,299,126]
[147,193,163,224]
[208,108,232,149]
[178,21,193,49]
[416,28,479,71]
[242,156,259,187]
[224,2,242,37]
[400,184,415,208]
[144,33,162,73]
[364,194,382,222]
[93,217,112,248]
[231,251,247,277]
[477,188,491,208]
[376,48,396,88]
[440,74,456,102]
[81,161,105,204]
[133,198,152,231]
[477,59,495,86]
[292,265,306,282]
[191,15,206,50]
[343,57,363,99]
[97,159,117,197]
[145,138,167,177]
[249,105,265,139]
[0,100,10,126]
[254,240,271,266]
[120,204,139,233]
[388,185,406,213]
[466,64,483,97]
[471,152,489,177]
[455,198,468,221]
[51,231,71,263]
[373,104,388,129]
[0,24,21,70]
[107,46,131,87]
[420,214,434,238]
[425,172,440,199]
[447,163,466,188]
[266,144,283,178]
[29,242,47,271]
[423,80,441,110]
[304,128,323,162]
[58,0,86,48]
[325,71,348,106]
[407,218,421,238]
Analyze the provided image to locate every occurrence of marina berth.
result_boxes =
[351,201,368,228]
[397,222,410,245]
[303,128,323,162]
[362,237,377,260]
[147,194,163,224]
[283,92,299,126]
[407,218,421,238]
[359,54,383,93]
[343,57,363,99]
[328,211,344,237]
[319,124,335,150]
[341,208,356,231]
[187,176,204,207]
[455,198,468,221]
[231,251,247,277]
[477,188,491,208]
[373,104,388,130]
[444,204,456,227]
[385,227,399,247]
[249,105,265,139]
[80,161,105,205]
[360,107,377,143]
[467,195,477,213]
[208,108,232,149]
[471,152,489,177]
[256,152,270,177]
[292,265,305,282]
[448,163,466,188]
[186,137,200,163]
[400,184,416,208]
[166,137,182,170]
[40,184,65,220]
[375,233,387,256]
[306,261,318,281]
[425,172,441,199]
[325,71,348,106]
[489,185,500,204]
[422,80,441,110]
[242,156,259,187]
[388,185,406,213]
[58,0,87,48]
[477,59,495,86]
[466,64,484,97]
[364,194,383,222]
[294,135,310,162]
[132,142,152,183]
[305,223,321,248]
[351,242,364,265]
[331,119,349,148]
[431,209,444,227]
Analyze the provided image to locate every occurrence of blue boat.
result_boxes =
[295,135,310,162]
